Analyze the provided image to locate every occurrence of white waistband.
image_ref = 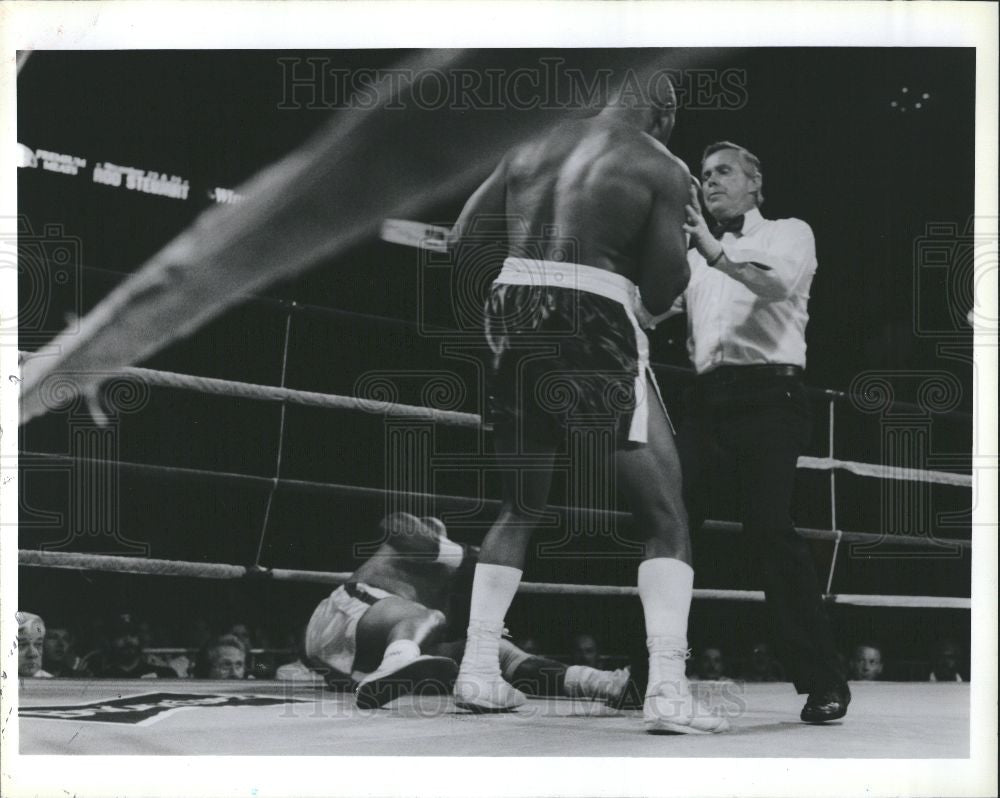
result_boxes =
[497,257,642,310]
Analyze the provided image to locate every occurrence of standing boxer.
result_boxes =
[449,73,728,734]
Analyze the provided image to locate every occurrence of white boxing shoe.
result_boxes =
[643,679,731,734]
[453,671,527,713]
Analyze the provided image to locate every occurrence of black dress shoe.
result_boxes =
[800,682,851,723]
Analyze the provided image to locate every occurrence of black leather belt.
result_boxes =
[696,364,803,385]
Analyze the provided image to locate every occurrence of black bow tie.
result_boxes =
[711,215,745,239]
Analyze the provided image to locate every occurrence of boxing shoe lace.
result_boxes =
[644,640,729,734]
[453,671,527,712]
[454,622,527,712]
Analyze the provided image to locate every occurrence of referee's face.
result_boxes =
[701,149,759,221]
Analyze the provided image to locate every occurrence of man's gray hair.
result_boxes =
[702,141,765,206]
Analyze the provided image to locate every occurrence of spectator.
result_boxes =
[694,645,731,681]
[165,615,212,678]
[742,641,785,682]
[849,643,884,681]
[224,620,274,679]
[929,639,965,682]
[17,611,52,678]
[571,633,602,668]
[96,614,177,679]
[41,619,92,678]
[138,618,179,673]
[226,621,253,655]
[196,634,248,679]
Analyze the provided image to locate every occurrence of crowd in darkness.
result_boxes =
[17,610,967,685]
[15,610,301,681]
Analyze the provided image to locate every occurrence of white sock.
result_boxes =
[468,563,523,624]
[563,665,626,701]
[460,563,523,677]
[637,557,694,685]
[375,639,420,673]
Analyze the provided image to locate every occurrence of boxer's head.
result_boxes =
[647,75,678,144]
[603,71,677,145]
[700,141,764,220]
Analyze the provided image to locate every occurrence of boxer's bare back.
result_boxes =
[453,95,692,314]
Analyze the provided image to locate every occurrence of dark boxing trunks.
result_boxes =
[485,258,668,445]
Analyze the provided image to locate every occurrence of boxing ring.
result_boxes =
[15,299,973,757]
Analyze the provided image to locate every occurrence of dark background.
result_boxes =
[16,49,974,674]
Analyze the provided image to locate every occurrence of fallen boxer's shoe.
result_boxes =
[355,654,458,710]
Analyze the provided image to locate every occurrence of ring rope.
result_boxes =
[253,302,297,567]
[797,456,972,488]
[33,363,971,487]
[124,365,483,427]
[22,257,977,422]
[16,549,969,609]
[20,451,972,551]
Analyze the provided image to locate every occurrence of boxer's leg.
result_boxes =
[614,377,728,734]
[506,656,629,704]
[354,598,457,709]
[455,421,557,712]
[354,598,448,672]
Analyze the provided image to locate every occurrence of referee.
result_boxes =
[669,141,849,723]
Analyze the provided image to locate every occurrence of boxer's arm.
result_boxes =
[456,543,480,577]
[638,162,692,315]
[447,543,480,597]
[703,220,816,302]
[645,267,689,328]
[448,159,507,251]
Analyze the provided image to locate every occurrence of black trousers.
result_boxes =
[676,369,844,694]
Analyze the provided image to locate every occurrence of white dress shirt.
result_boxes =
[657,207,817,375]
